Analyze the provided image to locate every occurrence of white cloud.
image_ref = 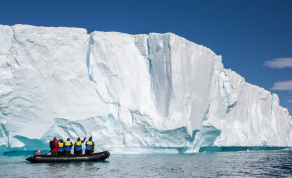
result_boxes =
[288,100,292,102]
[271,80,292,90]
[263,58,292,68]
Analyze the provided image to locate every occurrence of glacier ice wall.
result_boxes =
[0,24,291,153]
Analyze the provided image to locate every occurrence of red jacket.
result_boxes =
[51,138,59,152]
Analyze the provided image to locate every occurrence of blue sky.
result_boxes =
[0,0,291,111]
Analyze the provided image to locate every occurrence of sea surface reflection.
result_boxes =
[1,150,292,177]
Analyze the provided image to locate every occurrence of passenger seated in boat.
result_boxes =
[85,137,95,155]
[50,137,59,155]
[64,138,73,155]
[74,137,86,155]
[57,139,65,155]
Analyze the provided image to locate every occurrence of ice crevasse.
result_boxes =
[0,24,291,153]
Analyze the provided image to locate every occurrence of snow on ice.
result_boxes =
[0,25,291,153]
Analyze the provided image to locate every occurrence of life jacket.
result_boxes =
[85,141,93,150]
[58,142,64,152]
[65,141,72,152]
[75,141,82,151]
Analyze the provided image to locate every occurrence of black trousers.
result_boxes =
[65,151,71,155]
[51,152,58,155]
[58,151,64,155]
[85,150,93,154]
[75,150,82,155]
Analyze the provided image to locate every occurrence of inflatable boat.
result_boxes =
[26,150,110,163]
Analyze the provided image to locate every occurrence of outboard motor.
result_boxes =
[34,150,43,155]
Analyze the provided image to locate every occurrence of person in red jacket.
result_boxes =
[50,137,59,155]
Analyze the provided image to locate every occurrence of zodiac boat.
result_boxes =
[26,150,110,163]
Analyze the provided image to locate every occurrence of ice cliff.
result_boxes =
[0,25,291,153]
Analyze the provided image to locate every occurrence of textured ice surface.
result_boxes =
[0,25,291,153]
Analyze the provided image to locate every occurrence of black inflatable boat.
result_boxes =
[26,150,110,163]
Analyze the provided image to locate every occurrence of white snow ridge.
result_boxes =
[0,25,291,153]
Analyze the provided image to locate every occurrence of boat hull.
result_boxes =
[26,151,110,163]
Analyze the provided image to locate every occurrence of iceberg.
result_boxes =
[0,24,291,153]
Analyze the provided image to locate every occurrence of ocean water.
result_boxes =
[1,150,292,177]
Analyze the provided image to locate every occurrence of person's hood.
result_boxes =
[53,138,57,141]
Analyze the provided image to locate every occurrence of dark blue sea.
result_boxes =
[1,150,292,177]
